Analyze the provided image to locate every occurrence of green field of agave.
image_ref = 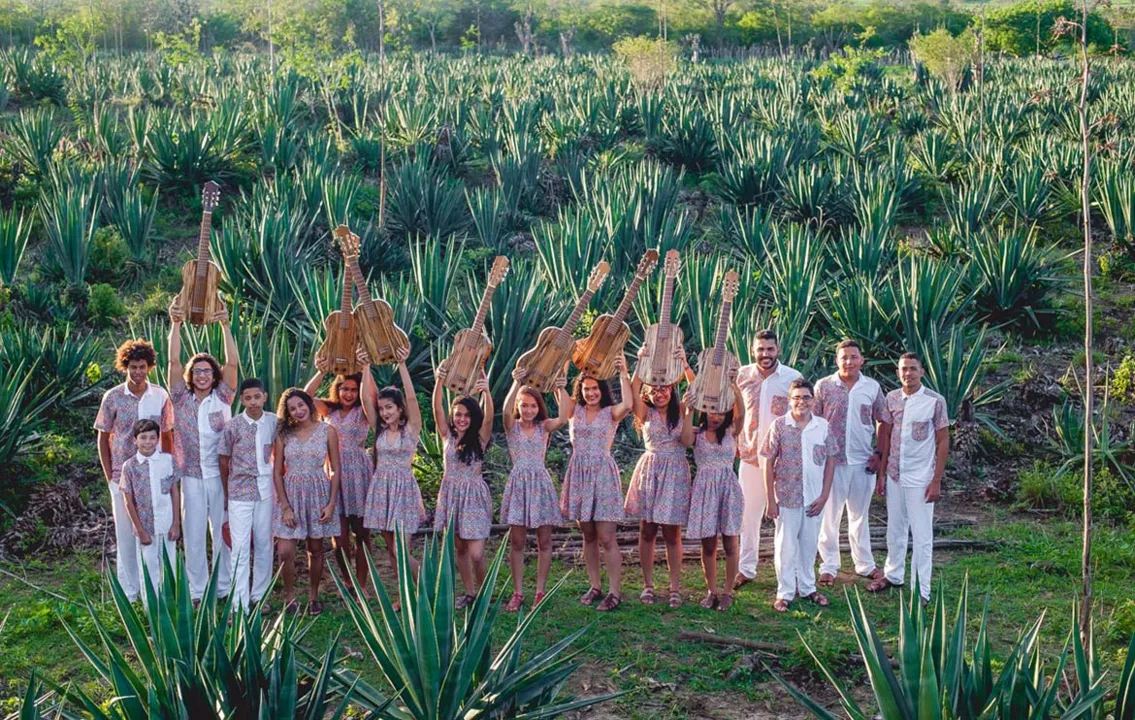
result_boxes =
[0,45,1134,717]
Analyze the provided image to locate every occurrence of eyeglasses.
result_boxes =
[191,368,214,376]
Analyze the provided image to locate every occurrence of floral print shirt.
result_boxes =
[760,414,838,508]
[170,379,235,479]
[94,382,174,481]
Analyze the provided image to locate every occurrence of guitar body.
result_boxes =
[179,259,224,326]
[572,315,631,379]
[353,299,410,366]
[636,323,686,386]
[441,328,492,396]
[316,311,359,376]
[515,326,575,394]
[689,347,740,414]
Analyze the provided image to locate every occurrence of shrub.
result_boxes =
[613,36,679,91]
[1015,460,1080,510]
[1111,352,1135,401]
[87,227,129,284]
[86,283,126,327]
[909,27,977,91]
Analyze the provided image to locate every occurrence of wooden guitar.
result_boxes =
[178,181,224,326]
[334,226,410,367]
[689,270,741,414]
[439,256,510,396]
[635,249,685,386]
[316,246,359,377]
[514,261,610,393]
[571,249,659,379]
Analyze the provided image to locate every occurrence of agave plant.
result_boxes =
[1049,387,1135,489]
[708,132,788,207]
[778,164,839,229]
[107,186,160,266]
[777,579,1124,719]
[1095,161,1135,251]
[38,179,101,290]
[891,256,973,353]
[466,186,514,254]
[330,530,624,719]
[760,223,823,330]
[917,322,1007,434]
[945,169,1001,237]
[0,321,103,406]
[0,362,56,468]
[820,274,899,362]
[410,233,464,336]
[5,108,63,177]
[385,156,470,240]
[1003,159,1054,228]
[965,226,1067,330]
[0,207,30,286]
[57,554,351,719]
[824,108,886,164]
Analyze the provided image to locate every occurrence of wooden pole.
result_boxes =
[1077,0,1095,645]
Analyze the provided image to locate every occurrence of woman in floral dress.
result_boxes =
[305,354,375,593]
[559,357,635,612]
[500,369,569,612]
[361,346,426,605]
[272,388,341,616]
[432,367,495,608]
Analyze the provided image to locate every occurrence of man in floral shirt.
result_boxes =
[168,299,239,603]
[867,353,950,603]
[760,378,838,612]
[94,339,174,602]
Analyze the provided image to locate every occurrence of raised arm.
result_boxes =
[303,355,331,417]
[679,388,696,448]
[612,356,634,423]
[432,365,451,440]
[544,375,570,432]
[167,298,184,388]
[219,310,238,390]
[360,364,378,434]
[476,374,494,448]
[398,352,422,435]
[502,375,523,434]
[729,381,745,437]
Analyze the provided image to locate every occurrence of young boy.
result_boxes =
[119,419,181,600]
[760,378,837,612]
[94,339,175,603]
[867,353,950,603]
[219,379,278,613]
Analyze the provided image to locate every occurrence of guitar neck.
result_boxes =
[348,257,378,313]
[470,285,496,335]
[607,273,646,334]
[657,275,675,339]
[711,300,733,365]
[339,268,352,324]
[562,288,596,335]
[195,211,213,276]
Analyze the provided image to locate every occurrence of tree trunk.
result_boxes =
[1077,0,1095,645]
[429,26,437,55]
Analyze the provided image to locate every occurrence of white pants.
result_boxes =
[229,477,275,611]
[737,460,768,579]
[183,475,231,599]
[773,506,821,601]
[818,464,877,577]
[883,481,935,601]
[137,533,177,604]
[109,482,142,600]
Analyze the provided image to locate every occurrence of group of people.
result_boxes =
[95,299,949,617]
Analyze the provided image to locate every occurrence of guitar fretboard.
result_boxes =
[195,211,213,277]
[562,288,596,335]
[608,273,647,335]
[712,300,733,366]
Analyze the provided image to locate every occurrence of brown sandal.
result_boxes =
[504,592,524,613]
[579,587,603,605]
[717,593,734,612]
[772,598,790,612]
[596,592,622,611]
[806,591,830,607]
[639,586,656,605]
[668,591,682,609]
[732,573,754,591]
[866,576,899,593]
[454,594,475,609]
[818,572,836,587]
[864,568,885,581]
[699,592,718,610]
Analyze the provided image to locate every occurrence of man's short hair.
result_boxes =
[835,338,861,353]
[754,329,778,343]
[899,351,922,365]
[788,378,814,395]
[132,418,161,437]
[239,378,266,394]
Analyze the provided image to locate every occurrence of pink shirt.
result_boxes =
[171,379,235,479]
[736,361,803,465]
[813,373,887,466]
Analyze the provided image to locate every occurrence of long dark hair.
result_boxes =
[512,386,549,422]
[276,388,317,439]
[636,383,681,432]
[451,395,486,465]
[698,409,735,444]
[571,375,613,408]
[376,385,409,429]
[327,373,363,412]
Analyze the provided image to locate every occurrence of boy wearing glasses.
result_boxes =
[167,299,239,604]
[760,378,837,612]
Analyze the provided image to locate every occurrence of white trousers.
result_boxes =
[883,481,935,601]
[818,464,877,577]
[737,460,768,579]
[109,481,141,601]
[773,506,821,601]
[182,475,231,599]
[137,534,177,605]
[229,486,275,611]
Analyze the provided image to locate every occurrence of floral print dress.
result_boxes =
[624,407,691,525]
[274,423,340,539]
[363,425,427,534]
[500,423,562,529]
[560,405,625,523]
[686,431,744,539]
[433,436,493,540]
[328,404,371,517]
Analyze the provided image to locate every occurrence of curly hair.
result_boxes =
[571,375,613,408]
[451,396,486,465]
[512,386,549,422]
[276,388,317,439]
[635,383,681,433]
[327,373,363,412]
[183,353,223,390]
[114,339,157,372]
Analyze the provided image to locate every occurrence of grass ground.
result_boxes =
[1,509,1133,718]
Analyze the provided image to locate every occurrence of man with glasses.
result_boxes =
[760,378,837,612]
[167,299,239,605]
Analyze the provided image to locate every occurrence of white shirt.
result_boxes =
[127,381,170,424]
[737,361,803,465]
[243,411,278,478]
[799,415,833,506]
[135,450,175,534]
[196,389,232,479]
[815,372,884,466]
[892,386,948,489]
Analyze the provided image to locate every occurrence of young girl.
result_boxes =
[626,348,695,608]
[432,367,495,609]
[559,357,634,612]
[681,382,745,611]
[500,369,569,612]
[304,356,374,592]
[361,347,427,604]
[273,388,341,615]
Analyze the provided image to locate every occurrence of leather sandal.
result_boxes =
[307,601,324,617]
[772,598,790,612]
[534,591,546,606]
[454,594,475,609]
[732,573,754,591]
[504,592,524,613]
[806,591,830,607]
[818,572,836,587]
[639,586,656,605]
[668,591,682,609]
[866,577,899,593]
[579,587,603,605]
[717,593,734,612]
[596,592,622,611]
[699,592,718,610]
